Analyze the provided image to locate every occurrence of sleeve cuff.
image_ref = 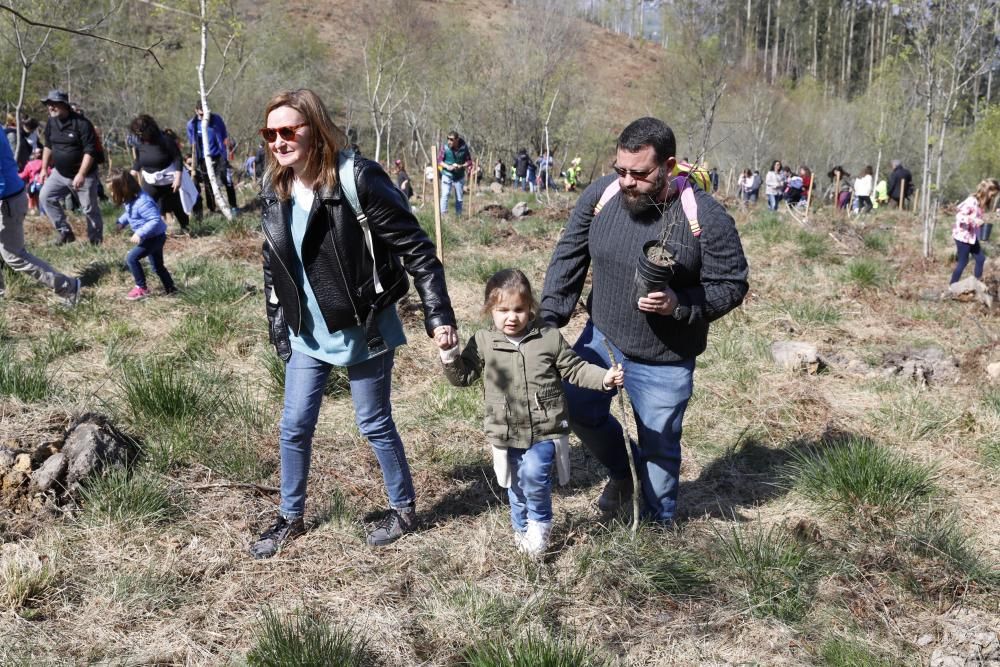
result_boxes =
[439,345,461,363]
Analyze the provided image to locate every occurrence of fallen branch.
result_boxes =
[190,482,279,494]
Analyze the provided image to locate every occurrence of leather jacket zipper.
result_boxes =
[262,221,303,332]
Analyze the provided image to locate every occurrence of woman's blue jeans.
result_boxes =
[767,193,781,211]
[126,233,174,291]
[507,440,555,532]
[951,239,986,283]
[278,349,415,519]
[563,321,694,523]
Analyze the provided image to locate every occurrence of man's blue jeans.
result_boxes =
[563,321,694,522]
[439,171,464,215]
[278,349,415,519]
[507,440,555,533]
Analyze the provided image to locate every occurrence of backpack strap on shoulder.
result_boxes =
[593,180,621,216]
[337,149,384,295]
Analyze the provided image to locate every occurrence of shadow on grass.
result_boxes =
[78,260,114,287]
[422,462,505,522]
[676,430,857,522]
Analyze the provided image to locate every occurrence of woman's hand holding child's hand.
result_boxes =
[433,325,458,350]
[603,363,624,390]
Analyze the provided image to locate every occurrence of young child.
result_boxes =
[438,269,624,557]
[18,147,47,215]
[109,170,176,300]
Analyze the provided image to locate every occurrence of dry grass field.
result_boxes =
[0,183,998,666]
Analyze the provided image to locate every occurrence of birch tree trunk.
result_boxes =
[198,0,233,221]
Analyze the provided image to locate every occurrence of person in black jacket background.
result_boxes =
[252,88,457,558]
[129,114,189,232]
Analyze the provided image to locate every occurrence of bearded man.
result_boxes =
[539,117,749,524]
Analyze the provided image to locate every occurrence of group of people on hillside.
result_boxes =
[0,89,246,305]
[742,158,916,213]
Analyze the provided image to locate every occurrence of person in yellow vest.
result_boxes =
[565,156,582,191]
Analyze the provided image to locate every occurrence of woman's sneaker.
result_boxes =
[126,286,150,301]
[249,515,305,559]
[366,505,418,546]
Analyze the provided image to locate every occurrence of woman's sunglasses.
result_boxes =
[259,123,308,143]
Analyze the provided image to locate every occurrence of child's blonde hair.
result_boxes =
[109,169,141,206]
[482,268,538,319]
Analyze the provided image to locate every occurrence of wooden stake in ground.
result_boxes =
[899,178,906,210]
[726,166,735,197]
[431,144,442,261]
[913,185,919,213]
[602,340,640,535]
[804,174,815,223]
[834,173,841,213]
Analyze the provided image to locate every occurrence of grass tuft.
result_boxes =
[79,467,180,526]
[843,258,883,288]
[246,607,369,667]
[576,525,710,601]
[460,633,611,667]
[796,230,829,258]
[30,330,87,365]
[716,523,820,622]
[787,436,936,522]
[778,300,842,326]
[0,349,51,401]
[819,637,893,667]
[1,548,56,612]
[117,357,222,426]
[905,509,998,589]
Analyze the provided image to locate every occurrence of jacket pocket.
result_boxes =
[530,386,566,429]
[484,399,510,442]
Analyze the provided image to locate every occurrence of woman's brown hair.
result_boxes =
[261,88,348,200]
[974,178,1000,210]
[482,268,539,320]
[109,169,141,206]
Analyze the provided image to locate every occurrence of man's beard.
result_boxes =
[621,167,667,217]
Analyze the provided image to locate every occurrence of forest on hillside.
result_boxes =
[2,0,999,210]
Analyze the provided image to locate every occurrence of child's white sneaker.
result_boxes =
[513,530,528,553]
[521,520,551,558]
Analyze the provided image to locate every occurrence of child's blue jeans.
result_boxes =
[507,440,555,533]
[126,233,174,291]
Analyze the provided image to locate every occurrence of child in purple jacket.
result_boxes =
[110,170,176,300]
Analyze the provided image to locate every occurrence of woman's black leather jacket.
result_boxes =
[261,157,455,361]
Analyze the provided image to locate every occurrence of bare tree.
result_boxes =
[197,0,232,220]
[363,32,409,163]
[2,11,51,165]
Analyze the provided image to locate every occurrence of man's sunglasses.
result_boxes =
[612,164,659,182]
[259,123,308,143]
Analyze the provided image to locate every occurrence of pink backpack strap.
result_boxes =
[593,180,620,216]
[593,175,701,238]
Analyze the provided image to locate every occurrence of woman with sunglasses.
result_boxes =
[251,89,457,559]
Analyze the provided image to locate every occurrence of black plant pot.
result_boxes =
[978,223,993,242]
[634,240,674,301]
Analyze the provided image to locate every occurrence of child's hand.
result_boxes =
[433,325,458,350]
[130,233,141,244]
[603,363,624,389]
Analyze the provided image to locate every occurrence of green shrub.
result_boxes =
[246,607,369,667]
[461,633,611,667]
[0,349,51,402]
[788,437,936,522]
[79,467,180,526]
[716,523,820,622]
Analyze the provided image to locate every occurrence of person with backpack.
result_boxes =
[438,131,472,216]
[540,117,749,525]
[37,90,104,245]
[514,148,531,191]
[252,88,457,558]
[886,159,914,208]
[187,99,238,217]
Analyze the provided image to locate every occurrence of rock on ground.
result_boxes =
[31,453,67,493]
[62,419,132,492]
[987,362,1000,382]
[927,608,1000,667]
[511,201,531,218]
[770,341,820,373]
[882,346,960,385]
[949,276,994,308]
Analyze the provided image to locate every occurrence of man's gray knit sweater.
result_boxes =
[540,174,749,363]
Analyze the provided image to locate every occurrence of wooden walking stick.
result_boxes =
[431,144,443,261]
[602,340,640,535]
[804,175,815,224]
